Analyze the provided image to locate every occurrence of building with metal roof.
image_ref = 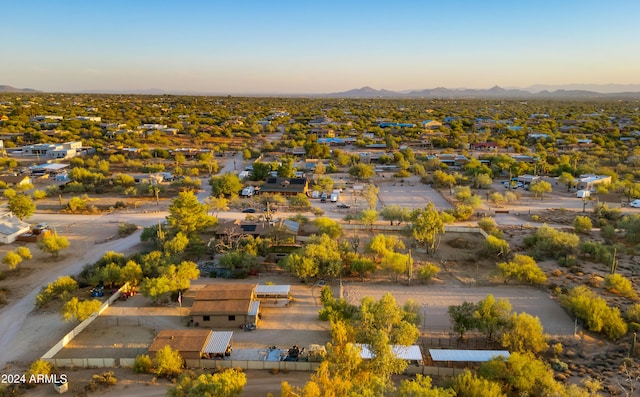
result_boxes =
[428,349,510,364]
[356,344,423,363]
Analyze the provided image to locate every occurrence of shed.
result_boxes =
[148,329,212,360]
[0,212,32,243]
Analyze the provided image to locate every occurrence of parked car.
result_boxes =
[630,199,640,208]
[242,208,256,213]
[337,203,351,209]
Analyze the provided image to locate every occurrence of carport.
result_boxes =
[255,285,291,307]
[427,349,510,367]
[357,344,424,364]
[202,331,233,358]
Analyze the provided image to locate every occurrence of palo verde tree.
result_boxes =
[61,297,102,322]
[7,193,36,220]
[473,294,512,342]
[411,202,445,254]
[38,229,70,258]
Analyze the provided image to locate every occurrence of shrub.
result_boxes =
[497,254,547,285]
[604,274,637,298]
[451,204,473,221]
[416,263,440,282]
[154,345,183,377]
[524,224,579,259]
[578,241,612,265]
[484,235,510,256]
[562,285,627,340]
[573,216,592,234]
[32,190,47,200]
[27,359,52,382]
[133,354,153,373]
[478,217,496,232]
[625,304,640,323]
[118,223,138,237]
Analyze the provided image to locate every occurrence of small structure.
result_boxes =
[255,284,291,307]
[0,212,32,244]
[0,174,31,187]
[357,344,424,364]
[191,284,260,328]
[148,329,212,360]
[427,349,510,367]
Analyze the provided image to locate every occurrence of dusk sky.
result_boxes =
[2,0,639,94]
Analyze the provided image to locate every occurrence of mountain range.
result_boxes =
[2,84,640,98]
[0,85,39,93]
[325,85,640,99]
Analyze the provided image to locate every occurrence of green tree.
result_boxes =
[204,195,229,216]
[359,209,378,230]
[473,294,512,341]
[154,345,183,378]
[559,172,576,192]
[348,163,375,180]
[314,217,343,239]
[362,184,379,209]
[7,194,36,220]
[448,301,478,340]
[529,180,552,201]
[366,234,405,262]
[411,202,444,254]
[163,232,190,257]
[26,359,52,383]
[167,191,215,235]
[496,254,547,285]
[169,370,247,397]
[61,297,102,322]
[501,312,548,353]
[432,170,456,193]
[38,230,70,258]
[209,172,243,197]
[380,205,411,226]
[121,260,143,286]
[140,276,172,303]
[248,162,271,181]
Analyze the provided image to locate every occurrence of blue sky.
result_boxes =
[2,0,639,94]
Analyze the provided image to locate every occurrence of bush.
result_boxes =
[27,359,52,381]
[604,274,637,298]
[484,235,510,256]
[524,224,579,259]
[562,285,627,340]
[416,263,440,282]
[451,204,473,221]
[133,354,153,373]
[578,241,612,265]
[478,217,496,232]
[154,345,183,377]
[497,254,547,285]
[118,223,138,237]
[573,216,592,234]
[32,190,47,200]
[625,304,640,323]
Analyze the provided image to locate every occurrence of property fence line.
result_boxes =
[43,356,464,377]
[41,283,130,360]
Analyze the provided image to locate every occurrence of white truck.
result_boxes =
[576,190,590,198]
[241,186,255,197]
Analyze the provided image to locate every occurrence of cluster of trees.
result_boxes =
[34,275,101,321]
[133,347,246,396]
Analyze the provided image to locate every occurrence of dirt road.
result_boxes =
[0,212,166,367]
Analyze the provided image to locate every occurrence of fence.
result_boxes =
[41,283,130,360]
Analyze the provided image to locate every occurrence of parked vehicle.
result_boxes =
[337,203,351,209]
[242,208,256,213]
[330,193,339,202]
[576,190,591,198]
[630,199,640,208]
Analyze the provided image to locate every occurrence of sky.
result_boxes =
[2,0,640,94]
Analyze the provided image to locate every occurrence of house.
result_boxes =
[215,219,299,242]
[0,175,31,187]
[0,212,32,244]
[191,284,260,328]
[75,116,102,122]
[148,329,233,360]
[576,174,612,191]
[421,120,442,130]
[470,142,498,150]
[21,141,82,159]
[259,177,309,196]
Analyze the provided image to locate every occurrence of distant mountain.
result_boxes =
[525,83,640,94]
[327,86,404,98]
[324,86,640,99]
[0,85,39,93]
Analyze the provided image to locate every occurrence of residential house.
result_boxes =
[421,120,442,130]
[259,177,309,196]
[0,175,31,187]
[191,284,260,329]
[576,175,612,191]
[21,141,82,159]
